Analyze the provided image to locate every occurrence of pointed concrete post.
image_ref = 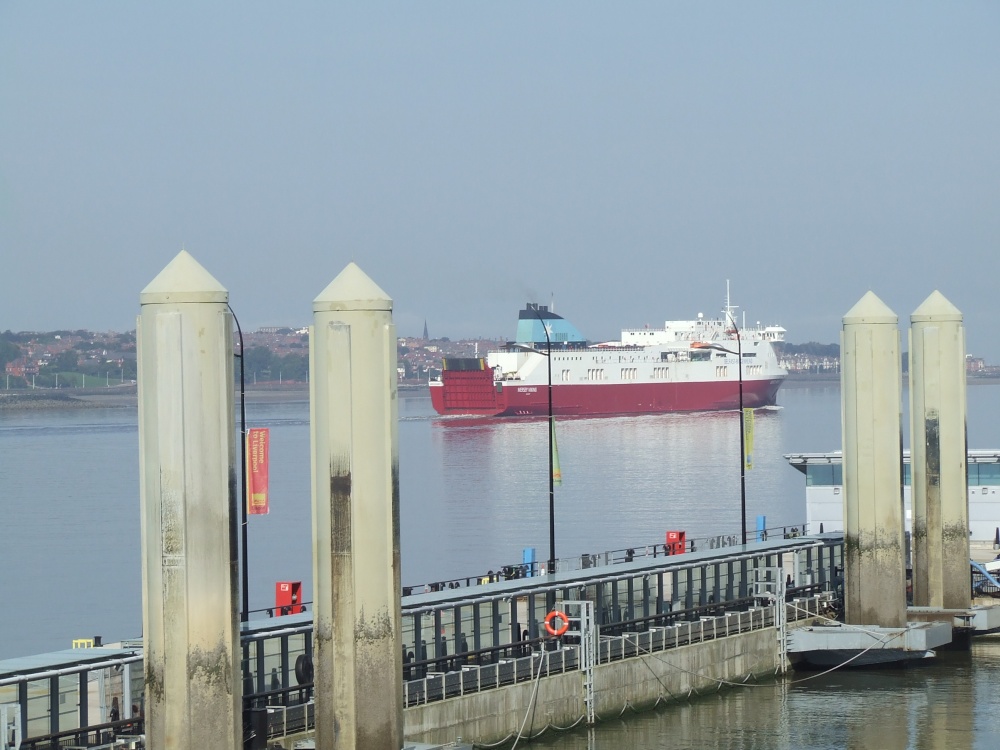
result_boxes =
[841,292,906,627]
[138,250,241,749]
[311,262,402,749]
[910,291,969,609]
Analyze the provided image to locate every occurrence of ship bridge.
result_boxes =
[514,303,587,347]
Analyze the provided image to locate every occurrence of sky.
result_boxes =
[2,3,998,358]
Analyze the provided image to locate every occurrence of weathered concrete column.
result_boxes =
[311,262,402,749]
[138,250,241,749]
[910,291,969,609]
[841,292,906,627]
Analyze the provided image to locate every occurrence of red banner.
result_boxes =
[247,427,270,516]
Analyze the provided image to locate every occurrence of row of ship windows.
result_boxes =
[715,365,765,378]
[556,364,767,381]
[546,352,762,363]
[558,368,678,381]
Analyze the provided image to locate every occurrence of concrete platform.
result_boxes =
[908,604,1000,633]
[788,620,952,668]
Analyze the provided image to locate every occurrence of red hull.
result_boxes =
[430,370,784,417]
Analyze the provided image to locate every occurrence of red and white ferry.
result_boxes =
[429,296,787,418]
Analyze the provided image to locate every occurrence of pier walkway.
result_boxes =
[1,534,842,749]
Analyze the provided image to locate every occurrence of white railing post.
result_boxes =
[1,703,21,750]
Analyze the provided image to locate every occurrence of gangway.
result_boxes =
[971,560,1000,597]
[906,561,1000,636]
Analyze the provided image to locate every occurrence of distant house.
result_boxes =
[5,358,39,377]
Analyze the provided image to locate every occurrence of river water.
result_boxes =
[2,382,1000,747]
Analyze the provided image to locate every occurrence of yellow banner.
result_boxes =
[743,408,754,470]
[551,420,562,486]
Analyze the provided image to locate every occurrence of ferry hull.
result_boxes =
[430,372,784,417]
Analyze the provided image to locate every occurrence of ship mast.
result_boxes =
[724,280,739,339]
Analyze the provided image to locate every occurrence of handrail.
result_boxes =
[971,560,1000,596]
[401,524,817,595]
[20,717,144,749]
[401,593,829,708]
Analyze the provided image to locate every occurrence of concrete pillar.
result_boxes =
[311,262,402,749]
[841,291,906,627]
[138,250,241,749]
[910,291,969,609]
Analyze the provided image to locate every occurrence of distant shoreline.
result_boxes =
[782,373,1000,388]
[0,384,418,411]
[3,377,998,411]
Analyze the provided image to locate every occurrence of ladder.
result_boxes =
[560,600,597,725]
[752,567,788,674]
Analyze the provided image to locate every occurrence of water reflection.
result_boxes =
[529,639,1000,750]
[429,406,799,576]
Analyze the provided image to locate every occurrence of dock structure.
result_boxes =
[786,450,1000,543]
[310,263,403,749]
[909,291,970,610]
[0,536,841,748]
[137,250,241,749]
[841,292,907,628]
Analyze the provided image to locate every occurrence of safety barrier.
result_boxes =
[401,594,826,708]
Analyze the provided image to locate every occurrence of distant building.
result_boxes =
[5,358,39,377]
[423,320,429,340]
[967,355,985,373]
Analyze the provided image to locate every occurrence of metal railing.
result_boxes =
[18,720,144,750]
[3,536,839,748]
[402,593,828,709]
[400,523,817,596]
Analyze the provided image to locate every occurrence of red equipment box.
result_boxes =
[665,530,686,555]
[274,581,304,616]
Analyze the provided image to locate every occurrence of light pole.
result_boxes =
[538,311,555,576]
[516,305,556,575]
[228,304,250,624]
[702,328,747,545]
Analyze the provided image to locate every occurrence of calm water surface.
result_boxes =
[2,383,1000,748]
[530,639,1000,750]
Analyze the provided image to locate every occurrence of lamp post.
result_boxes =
[514,305,556,575]
[536,309,556,576]
[228,304,249,624]
[702,328,747,545]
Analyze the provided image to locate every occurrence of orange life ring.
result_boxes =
[544,610,569,637]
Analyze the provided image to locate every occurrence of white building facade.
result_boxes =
[786,450,1000,543]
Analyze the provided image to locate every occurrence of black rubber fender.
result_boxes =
[294,653,314,684]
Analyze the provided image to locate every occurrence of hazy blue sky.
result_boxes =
[2,4,998,357]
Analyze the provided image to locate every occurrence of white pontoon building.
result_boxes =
[785,450,1000,543]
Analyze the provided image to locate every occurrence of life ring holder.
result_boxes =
[544,610,570,637]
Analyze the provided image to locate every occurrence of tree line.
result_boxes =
[1,335,138,389]
[774,341,840,358]
[241,346,308,383]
